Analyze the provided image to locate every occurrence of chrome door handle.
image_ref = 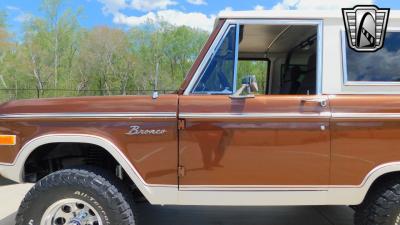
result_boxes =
[301,98,328,107]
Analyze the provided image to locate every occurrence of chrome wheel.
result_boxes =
[40,198,102,225]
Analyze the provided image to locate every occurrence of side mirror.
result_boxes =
[230,75,258,99]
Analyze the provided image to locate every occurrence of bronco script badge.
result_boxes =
[126,125,167,135]
[342,5,390,52]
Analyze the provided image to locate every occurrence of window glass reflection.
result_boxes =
[346,32,400,82]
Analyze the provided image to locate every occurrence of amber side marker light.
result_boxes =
[0,135,16,146]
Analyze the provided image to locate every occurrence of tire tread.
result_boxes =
[15,168,135,225]
[355,179,400,225]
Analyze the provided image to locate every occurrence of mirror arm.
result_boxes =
[229,75,258,99]
[229,94,255,99]
[229,84,255,99]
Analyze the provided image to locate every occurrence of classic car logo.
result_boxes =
[126,125,167,135]
[342,5,390,52]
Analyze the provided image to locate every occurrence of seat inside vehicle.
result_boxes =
[237,24,318,95]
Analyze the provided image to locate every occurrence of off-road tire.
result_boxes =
[354,179,400,225]
[15,168,135,225]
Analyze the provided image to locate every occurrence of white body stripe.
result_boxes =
[2,112,400,120]
[332,113,400,119]
[179,112,400,119]
[179,112,331,119]
[0,112,400,119]
[1,133,400,206]
[0,112,176,119]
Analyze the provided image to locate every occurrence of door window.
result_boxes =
[190,22,321,95]
[236,24,318,95]
[192,25,237,94]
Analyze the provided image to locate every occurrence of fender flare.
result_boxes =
[357,162,400,200]
[0,133,165,203]
[326,162,400,205]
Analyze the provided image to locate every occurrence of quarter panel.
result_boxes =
[330,95,400,185]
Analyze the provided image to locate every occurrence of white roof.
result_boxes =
[218,10,400,20]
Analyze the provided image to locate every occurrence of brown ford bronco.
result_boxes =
[1,10,400,225]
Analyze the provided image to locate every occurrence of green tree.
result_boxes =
[21,0,81,97]
[77,27,134,95]
[0,11,16,101]
[0,0,211,102]
[129,22,163,91]
[129,22,208,92]
[0,11,9,48]
[162,25,208,86]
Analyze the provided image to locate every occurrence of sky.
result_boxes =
[1,0,400,35]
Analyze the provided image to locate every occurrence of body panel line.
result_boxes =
[0,112,177,119]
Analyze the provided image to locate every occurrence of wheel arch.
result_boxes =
[2,134,155,202]
[357,162,400,204]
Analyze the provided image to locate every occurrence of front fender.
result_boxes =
[0,133,177,204]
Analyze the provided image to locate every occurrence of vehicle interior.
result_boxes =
[191,23,319,95]
[238,24,318,95]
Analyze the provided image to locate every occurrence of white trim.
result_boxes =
[178,162,400,190]
[179,186,332,191]
[0,112,176,119]
[228,19,323,26]
[2,134,400,205]
[332,113,400,119]
[218,10,343,20]
[176,189,330,206]
[344,82,400,86]
[179,112,331,119]
[217,10,400,21]
[2,112,398,120]
[175,162,400,206]
[179,112,400,120]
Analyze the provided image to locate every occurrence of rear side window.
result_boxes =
[344,32,400,83]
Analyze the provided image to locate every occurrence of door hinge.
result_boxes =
[178,166,186,177]
[178,119,186,130]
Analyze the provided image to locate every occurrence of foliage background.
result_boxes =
[0,0,209,102]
